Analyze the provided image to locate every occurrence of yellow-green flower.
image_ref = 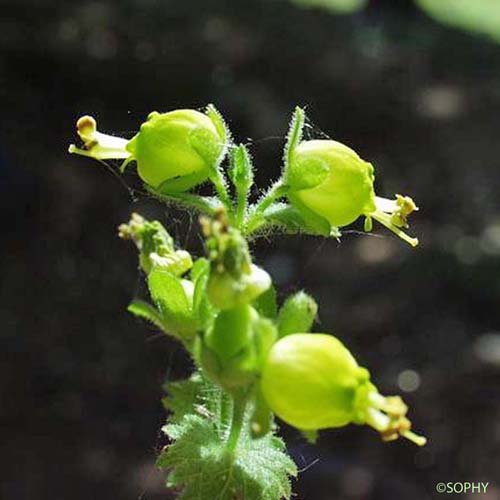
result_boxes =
[287,140,419,246]
[69,109,224,192]
[126,110,223,191]
[261,333,426,445]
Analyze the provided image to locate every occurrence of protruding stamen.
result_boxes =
[369,392,408,416]
[391,195,418,228]
[369,195,419,246]
[370,210,419,247]
[365,392,426,446]
[401,429,427,446]
[365,407,391,432]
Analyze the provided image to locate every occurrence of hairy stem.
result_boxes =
[235,188,247,230]
[210,170,233,214]
[146,185,221,215]
[226,392,247,453]
[245,180,287,235]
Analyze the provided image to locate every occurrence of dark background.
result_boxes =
[1,0,500,499]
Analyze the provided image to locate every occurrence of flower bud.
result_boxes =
[126,110,224,191]
[207,263,272,311]
[288,140,376,227]
[261,333,426,445]
[202,210,271,310]
[277,291,317,337]
[118,213,192,275]
[286,140,419,246]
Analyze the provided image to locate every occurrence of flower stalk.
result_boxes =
[226,392,248,453]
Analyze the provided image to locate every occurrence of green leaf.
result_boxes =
[158,372,297,500]
[148,267,197,337]
[162,373,206,423]
[164,372,232,431]
[127,299,170,334]
[253,284,278,319]
[192,258,216,330]
[159,416,296,500]
[191,257,209,282]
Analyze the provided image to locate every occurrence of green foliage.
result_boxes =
[192,258,216,331]
[162,373,207,424]
[148,267,197,338]
[127,299,169,333]
[159,374,297,500]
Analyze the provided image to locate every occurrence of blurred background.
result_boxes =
[1,0,500,498]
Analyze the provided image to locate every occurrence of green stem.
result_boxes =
[226,393,247,453]
[146,185,221,215]
[219,391,232,433]
[210,170,233,214]
[244,181,287,235]
[235,188,247,230]
[243,107,304,235]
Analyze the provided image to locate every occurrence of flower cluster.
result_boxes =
[69,105,418,245]
[69,105,426,500]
